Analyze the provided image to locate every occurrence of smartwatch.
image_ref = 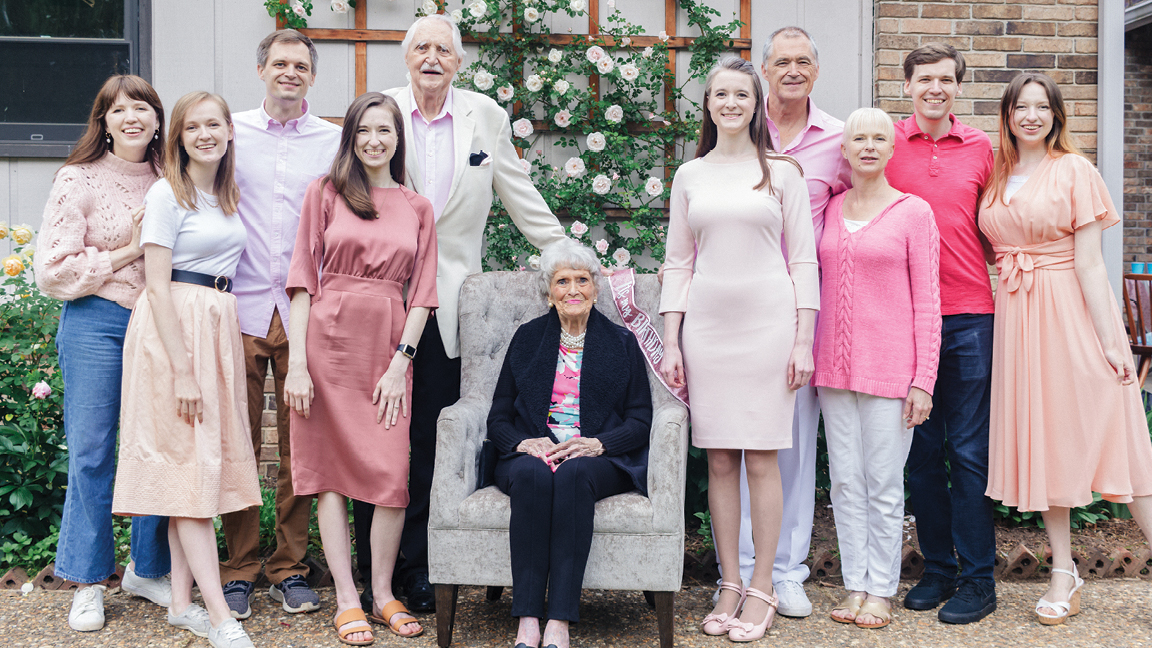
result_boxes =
[397,343,418,359]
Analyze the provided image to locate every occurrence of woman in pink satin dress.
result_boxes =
[979,72,1152,626]
[283,93,437,644]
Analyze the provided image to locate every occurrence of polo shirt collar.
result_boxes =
[765,96,828,148]
[258,99,313,133]
[409,85,454,124]
[902,113,968,143]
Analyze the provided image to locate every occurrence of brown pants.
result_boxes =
[219,312,312,585]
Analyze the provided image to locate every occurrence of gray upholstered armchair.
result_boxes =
[429,271,689,648]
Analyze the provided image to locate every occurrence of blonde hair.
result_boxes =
[842,107,895,145]
[164,92,239,215]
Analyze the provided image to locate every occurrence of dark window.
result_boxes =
[0,1,148,157]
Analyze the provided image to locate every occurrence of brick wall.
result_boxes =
[874,0,1100,158]
[258,372,279,481]
[1126,24,1152,264]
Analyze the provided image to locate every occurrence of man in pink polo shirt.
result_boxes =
[713,26,851,619]
[218,29,341,620]
[885,42,997,625]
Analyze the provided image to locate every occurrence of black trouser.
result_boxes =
[496,453,631,622]
[354,317,461,583]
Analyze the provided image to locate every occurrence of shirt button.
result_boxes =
[932,156,938,160]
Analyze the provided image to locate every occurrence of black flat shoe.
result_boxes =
[404,571,435,612]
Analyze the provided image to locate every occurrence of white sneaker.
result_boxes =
[168,603,212,637]
[208,618,255,648]
[122,565,172,608]
[68,585,106,632]
[774,579,813,617]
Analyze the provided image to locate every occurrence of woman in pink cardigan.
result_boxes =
[812,107,941,630]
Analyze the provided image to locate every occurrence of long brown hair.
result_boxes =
[695,56,801,193]
[164,92,240,215]
[984,72,1081,207]
[63,74,165,173]
[325,93,407,220]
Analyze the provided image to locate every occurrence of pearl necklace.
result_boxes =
[560,328,586,350]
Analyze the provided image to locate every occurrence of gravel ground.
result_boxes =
[5,580,1152,648]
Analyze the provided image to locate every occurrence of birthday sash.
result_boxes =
[607,269,690,407]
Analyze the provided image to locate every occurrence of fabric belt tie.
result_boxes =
[171,269,233,293]
[993,240,1075,294]
[320,273,403,300]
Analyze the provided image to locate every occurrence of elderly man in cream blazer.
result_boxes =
[350,13,566,614]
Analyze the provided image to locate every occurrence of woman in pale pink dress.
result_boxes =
[979,72,1152,626]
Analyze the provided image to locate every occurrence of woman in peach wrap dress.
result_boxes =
[979,73,1152,626]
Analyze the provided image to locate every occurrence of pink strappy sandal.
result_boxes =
[701,581,746,636]
[727,587,779,642]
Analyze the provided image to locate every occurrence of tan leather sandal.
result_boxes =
[334,608,374,646]
[830,592,866,624]
[369,599,424,638]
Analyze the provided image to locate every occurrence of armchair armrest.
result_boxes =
[429,397,492,529]
[645,401,689,534]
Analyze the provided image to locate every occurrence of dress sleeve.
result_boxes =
[405,192,439,310]
[905,198,942,395]
[778,161,820,311]
[1065,154,1119,231]
[658,169,694,314]
[285,178,329,297]
[139,181,181,250]
[491,113,568,250]
[34,167,115,300]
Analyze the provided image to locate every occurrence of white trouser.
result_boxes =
[713,384,820,585]
[818,387,914,598]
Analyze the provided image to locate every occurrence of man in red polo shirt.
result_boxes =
[884,42,997,625]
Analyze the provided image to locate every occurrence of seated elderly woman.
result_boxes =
[486,238,653,648]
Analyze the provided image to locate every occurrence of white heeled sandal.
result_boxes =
[1036,566,1085,626]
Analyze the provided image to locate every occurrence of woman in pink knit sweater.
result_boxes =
[812,107,941,629]
[34,75,173,633]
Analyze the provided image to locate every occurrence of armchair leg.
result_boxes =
[486,586,504,601]
[435,584,459,647]
[653,591,674,648]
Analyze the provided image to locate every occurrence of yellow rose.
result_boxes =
[3,255,25,276]
[0,223,9,240]
[11,225,33,246]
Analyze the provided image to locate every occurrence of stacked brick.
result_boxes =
[874,0,1100,158]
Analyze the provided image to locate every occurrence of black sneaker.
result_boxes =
[269,574,320,613]
[938,579,996,624]
[222,580,255,620]
[903,572,957,610]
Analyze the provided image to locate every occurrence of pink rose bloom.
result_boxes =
[658,30,669,42]
[512,118,534,139]
[605,104,624,124]
[32,381,51,399]
[519,158,531,173]
[595,239,609,254]
[586,46,606,63]
[570,221,589,236]
[554,109,573,128]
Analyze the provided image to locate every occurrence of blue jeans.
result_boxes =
[53,295,170,583]
[906,313,996,584]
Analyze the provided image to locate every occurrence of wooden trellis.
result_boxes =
[278,1,753,118]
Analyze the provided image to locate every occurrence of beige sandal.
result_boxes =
[368,599,423,638]
[854,598,891,629]
[830,592,866,624]
[334,608,374,646]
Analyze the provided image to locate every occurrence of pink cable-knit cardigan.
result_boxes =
[35,153,158,309]
[812,192,942,398]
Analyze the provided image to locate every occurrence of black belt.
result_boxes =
[171,269,233,293]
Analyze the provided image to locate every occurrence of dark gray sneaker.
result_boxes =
[269,574,320,613]
[938,580,996,624]
[222,580,255,620]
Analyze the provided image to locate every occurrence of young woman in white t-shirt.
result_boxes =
[112,91,261,648]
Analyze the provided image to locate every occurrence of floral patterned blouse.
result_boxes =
[546,344,583,442]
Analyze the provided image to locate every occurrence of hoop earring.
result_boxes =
[105,132,112,145]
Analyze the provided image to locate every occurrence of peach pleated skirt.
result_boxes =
[112,283,261,519]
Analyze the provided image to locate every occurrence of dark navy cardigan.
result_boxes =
[486,307,653,495]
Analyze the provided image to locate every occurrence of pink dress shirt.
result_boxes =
[766,97,853,250]
[408,86,455,221]
[232,100,341,338]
